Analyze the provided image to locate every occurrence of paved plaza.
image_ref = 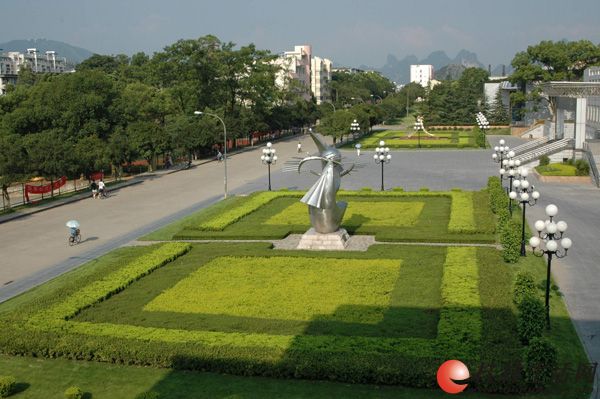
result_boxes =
[1,133,599,394]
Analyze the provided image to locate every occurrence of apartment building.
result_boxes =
[311,56,332,104]
[274,44,333,103]
[0,49,72,94]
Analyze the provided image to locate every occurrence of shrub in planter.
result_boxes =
[0,376,16,398]
[517,295,545,345]
[64,386,84,399]
[523,337,558,390]
[539,155,550,166]
[513,272,536,305]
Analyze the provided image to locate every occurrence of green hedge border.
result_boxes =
[194,190,481,234]
[8,245,481,388]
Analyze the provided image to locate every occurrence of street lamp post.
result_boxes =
[373,140,391,191]
[350,119,360,140]
[413,117,424,148]
[194,111,228,198]
[529,204,572,328]
[492,139,509,170]
[260,142,277,191]
[509,167,540,256]
[500,152,520,214]
[476,112,490,147]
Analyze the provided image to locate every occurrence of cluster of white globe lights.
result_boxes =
[490,138,573,327]
[373,140,392,162]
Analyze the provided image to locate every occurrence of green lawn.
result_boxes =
[536,163,578,176]
[0,188,591,398]
[0,244,589,398]
[166,191,496,243]
[344,129,479,149]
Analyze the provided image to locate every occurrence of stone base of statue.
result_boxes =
[296,228,350,250]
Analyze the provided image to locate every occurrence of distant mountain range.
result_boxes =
[359,49,512,83]
[0,39,94,64]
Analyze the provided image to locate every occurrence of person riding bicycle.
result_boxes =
[69,226,79,238]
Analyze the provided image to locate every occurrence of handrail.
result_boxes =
[583,142,600,187]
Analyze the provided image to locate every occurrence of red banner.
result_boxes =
[90,172,104,181]
[25,176,67,202]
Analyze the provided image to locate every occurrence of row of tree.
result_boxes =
[0,35,414,206]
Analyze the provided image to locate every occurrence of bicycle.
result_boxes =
[68,229,82,246]
[99,189,110,199]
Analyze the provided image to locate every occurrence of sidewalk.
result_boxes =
[0,166,187,225]
[0,135,301,225]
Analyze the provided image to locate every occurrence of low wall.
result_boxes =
[532,169,592,184]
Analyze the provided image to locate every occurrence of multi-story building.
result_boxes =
[0,49,72,94]
[274,45,333,103]
[311,56,332,104]
[410,64,434,88]
[584,66,600,140]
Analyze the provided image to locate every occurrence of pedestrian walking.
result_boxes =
[297,141,302,153]
[90,181,98,199]
[98,179,106,198]
[216,151,223,162]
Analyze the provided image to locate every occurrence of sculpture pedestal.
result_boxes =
[296,228,350,250]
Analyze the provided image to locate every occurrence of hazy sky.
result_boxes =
[2,0,600,67]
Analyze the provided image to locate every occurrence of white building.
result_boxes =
[410,64,434,88]
[274,45,312,100]
[274,44,333,103]
[0,49,72,94]
[311,56,332,104]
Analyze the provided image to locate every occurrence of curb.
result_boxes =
[0,179,143,224]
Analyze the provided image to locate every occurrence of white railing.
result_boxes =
[513,138,574,164]
[511,137,548,155]
[583,142,600,187]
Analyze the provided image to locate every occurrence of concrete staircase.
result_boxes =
[511,137,548,155]
[513,138,574,165]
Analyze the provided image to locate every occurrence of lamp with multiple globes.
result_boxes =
[260,142,277,191]
[529,204,572,328]
[509,167,540,256]
[373,140,391,191]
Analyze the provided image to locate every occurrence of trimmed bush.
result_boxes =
[0,376,16,398]
[517,295,545,345]
[448,192,476,233]
[513,272,536,305]
[500,220,521,263]
[64,386,83,399]
[523,337,558,390]
[574,159,590,176]
[419,187,429,192]
[135,392,160,399]
[392,187,404,192]
[31,243,191,323]
[539,155,550,166]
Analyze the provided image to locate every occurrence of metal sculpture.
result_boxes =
[297,132,354,233]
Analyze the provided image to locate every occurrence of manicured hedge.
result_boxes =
[0,245,483,389]
[447,192,476,233]
[29,242,191,324]
[0,376,16,398]
[436,247,481,359]
[193,190,484,235]
[144,256,401,322]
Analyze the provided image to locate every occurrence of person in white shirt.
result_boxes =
[98,180,106,197]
